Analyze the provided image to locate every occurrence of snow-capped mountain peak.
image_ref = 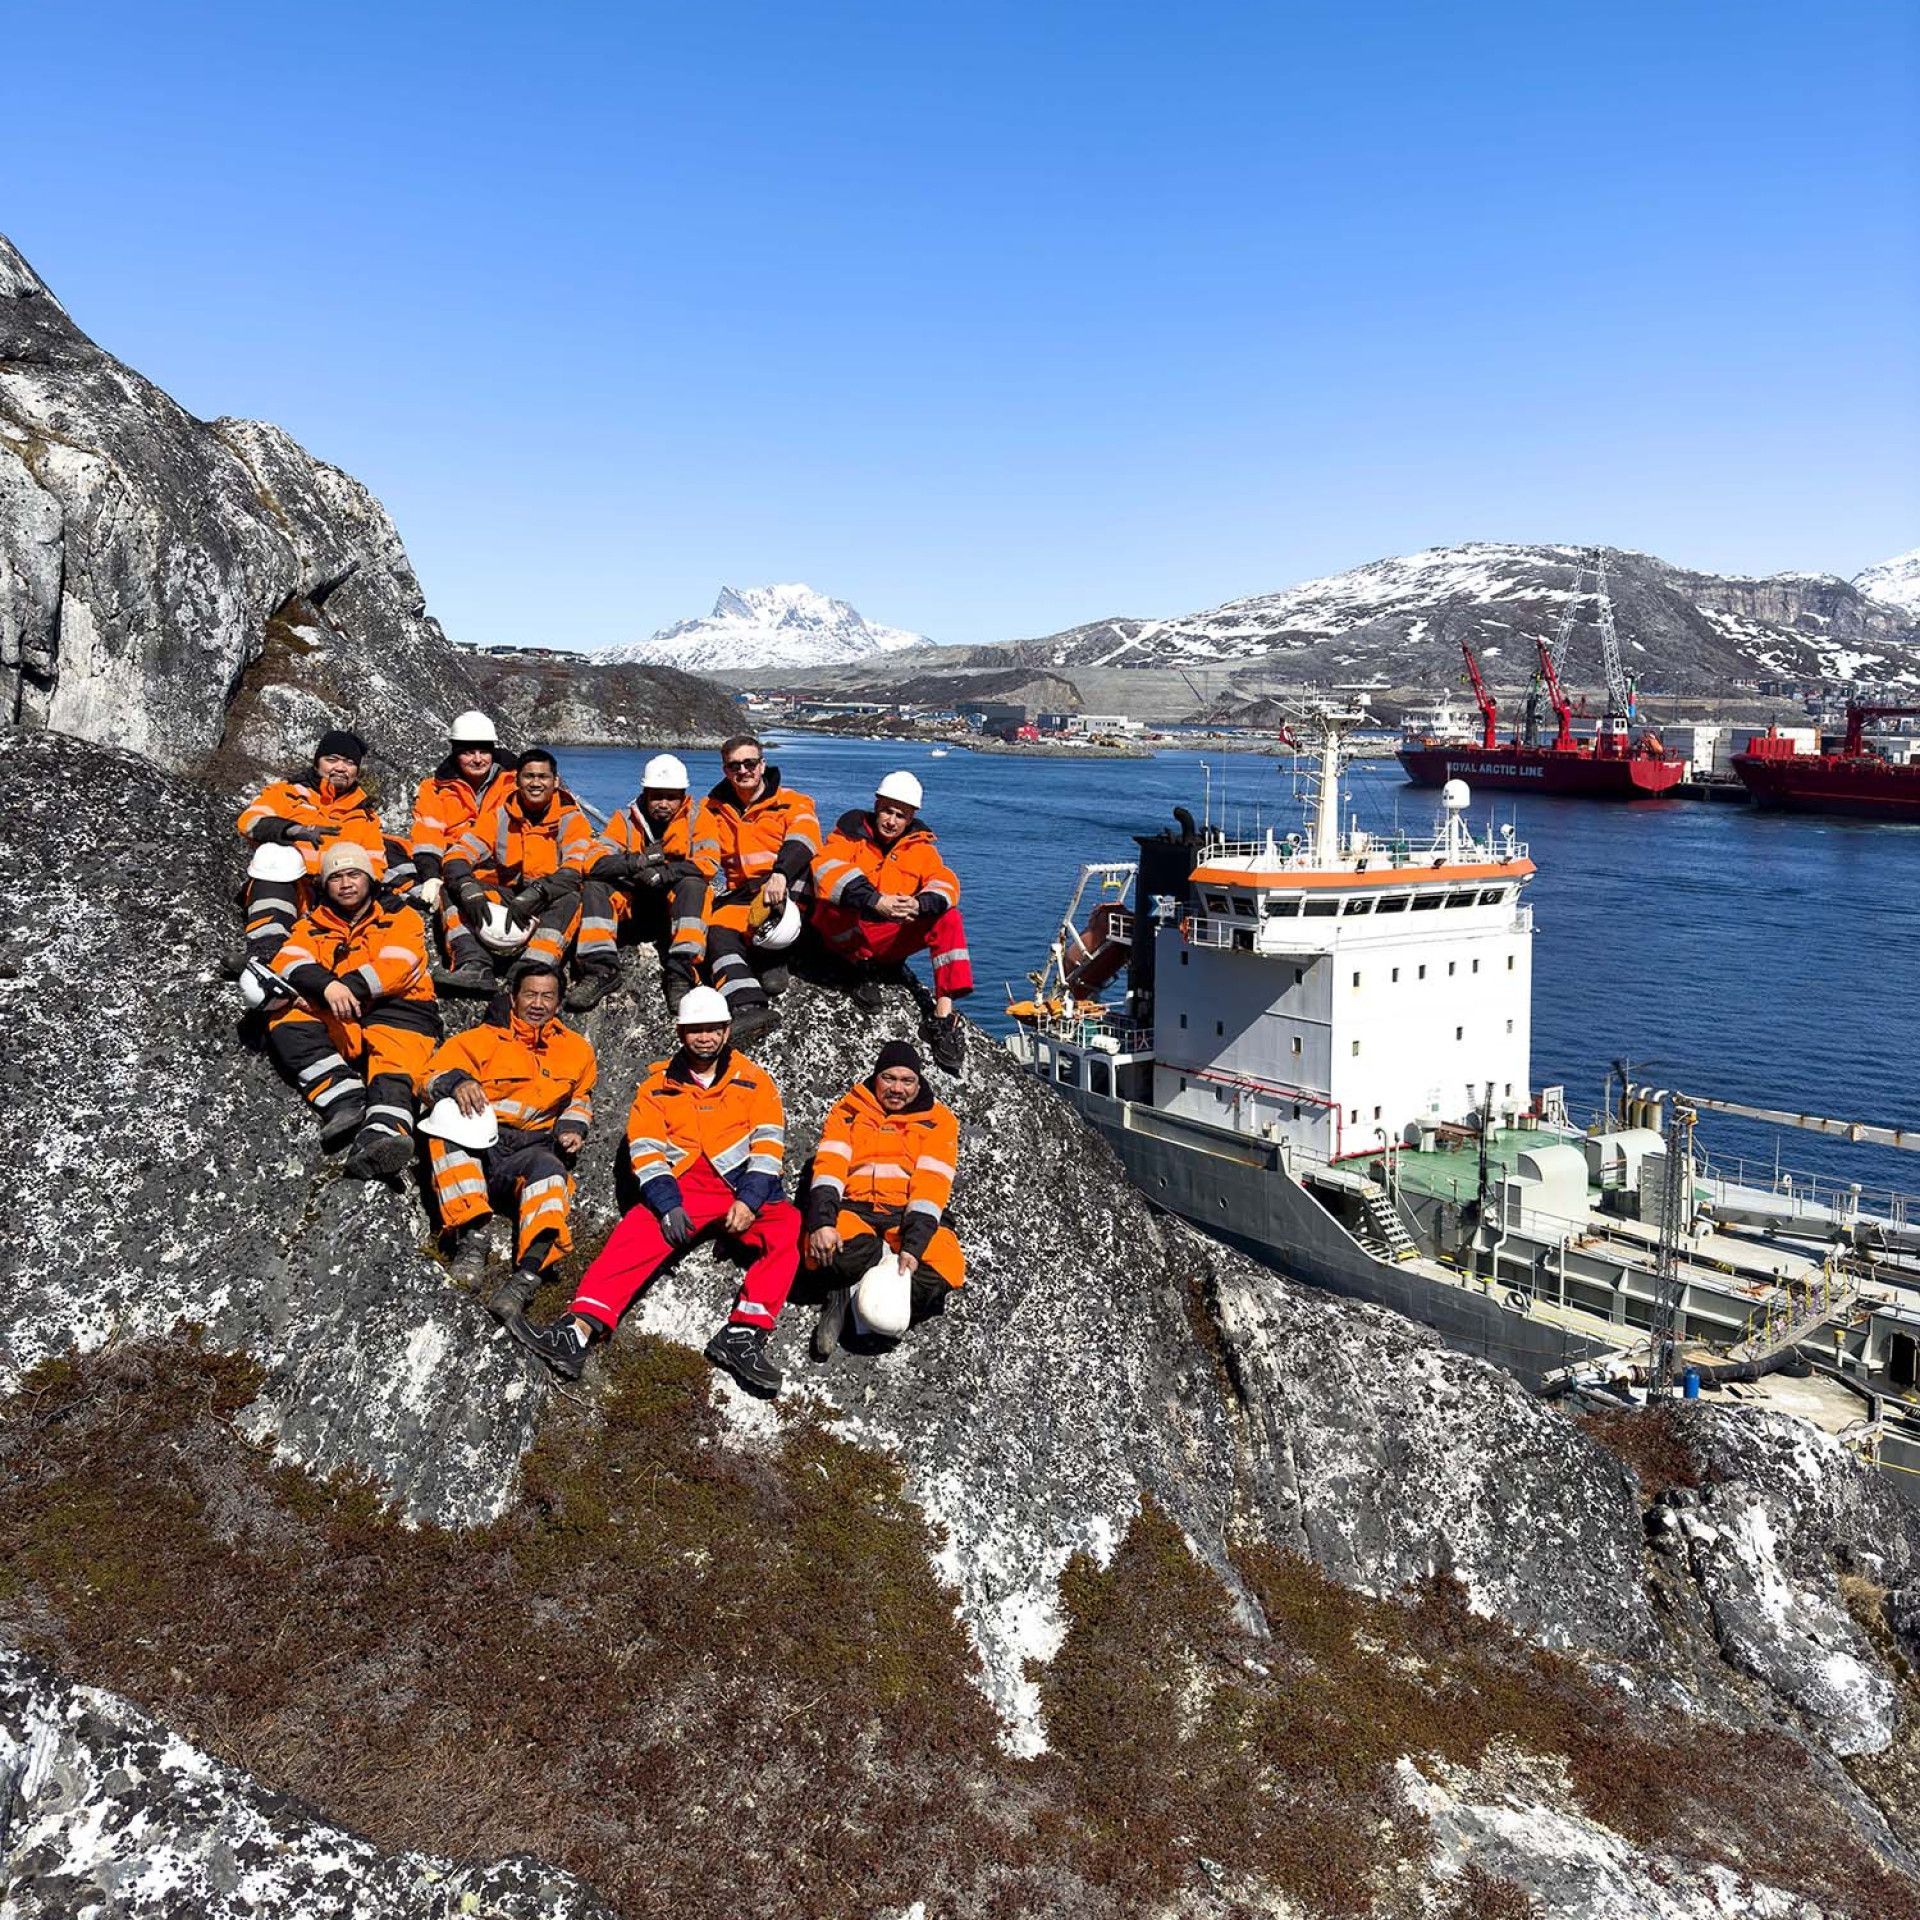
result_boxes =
[1854,549,1920,619]
[599,584,929,671]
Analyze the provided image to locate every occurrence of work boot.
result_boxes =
[318,1095,369,1152]
[663,974,692,1018]
[849,968,883,1013]
[507,1313,596,1382]
[432,961,499,998]
[488,1263,545,1325]
[449,1221,491,1290]
[345,1128,414,1182]
[730,1004,780,1045]
[927,1012,965,1075]
[760,963,791,998]
[811,1287,849,1362]
[565,967,619,1014]
[705,1322,782,1397]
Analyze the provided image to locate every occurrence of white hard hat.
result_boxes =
[449,710,498,746]
[237,958,289,1011]
[853,1249,913,1338]
[247,841,309,883]
[419,1096,500,1150]
[675,985,733,1027]
[477,904,532,954]
[876,770,923,810]
[641,753,689,791]
[750,898,802,950]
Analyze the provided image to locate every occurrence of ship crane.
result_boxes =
[1843,703,1920,755]
[1523,559,1587,747]
[1460,640,1499,749]
[1591,552,1639,756]
[1682,1092,1920,1155]
[1531,635,1575,750]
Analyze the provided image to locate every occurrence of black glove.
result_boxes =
[507,881,548,924]
[453,881,489,927]
[597,853,639,885]
[634,849,669,890]
[660,1206,694,1248]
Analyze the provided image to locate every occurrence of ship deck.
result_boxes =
[1387,1126,1570,1205]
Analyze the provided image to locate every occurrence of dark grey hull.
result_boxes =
[1059,1086,1617,1388]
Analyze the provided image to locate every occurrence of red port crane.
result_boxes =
[1843,703,1920,755]
[1460,640,1499,748]
[1532,635,1574,749]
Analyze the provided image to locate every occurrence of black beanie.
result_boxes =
[315,728,367,764]
[873,1039,925,1080]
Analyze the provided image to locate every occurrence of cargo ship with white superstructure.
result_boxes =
[1007,697,1920,1482]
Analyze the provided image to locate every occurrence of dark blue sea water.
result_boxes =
[563,736,1920,1199]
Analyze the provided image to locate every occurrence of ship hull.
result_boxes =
[1733,757,1920,820]
[1397,743,1686,797]
[1052,1084,1616,1386]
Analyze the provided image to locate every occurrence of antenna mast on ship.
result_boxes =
[1277,692,1373,862]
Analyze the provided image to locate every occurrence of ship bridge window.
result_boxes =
[1446,890,1478,908]
[1229,895,1256,919]
[1304,899,1338,918]
[1375,895,1409,914]
[1478,888,1505,906]
[1267,898,1301,918]
[1202,892,1229,913]
[1411,895,1443,912]
[1055,1052,1079,1085]
[1345,897,1375,914]
[1089,1057,1113,1097]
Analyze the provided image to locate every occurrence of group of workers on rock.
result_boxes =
[230,714,973,1395]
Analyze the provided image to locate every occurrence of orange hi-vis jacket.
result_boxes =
[625,1047,786,1215]
[805,1081,961,1276]
[578,797,696,878]
[409,759,516,879]
[421,1013,597,1136]
[444,789,595,889]
[812,811,960,920]
[690,772,821,898]
[237,779,390,877]
[271,897,437,1023]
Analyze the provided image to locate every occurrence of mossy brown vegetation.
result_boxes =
[3,1338,1915,1919]
[1574,1400,1705,1500]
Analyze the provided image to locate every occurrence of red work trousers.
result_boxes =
[572,1156,801,1334]
[809,904,974,997]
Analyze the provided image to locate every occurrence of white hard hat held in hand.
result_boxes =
[853,1249,912,1337]
[420,1096,500,1150]
[675,985,732,1027]
[876,770,923,810]
[641,753,689,791]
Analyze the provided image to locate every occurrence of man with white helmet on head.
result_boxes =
[566,752,708,1015]
[409,710,514,973]
[810,769,974,1073]
[509,985,800,1395]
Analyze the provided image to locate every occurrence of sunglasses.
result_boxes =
[725,757,763,772]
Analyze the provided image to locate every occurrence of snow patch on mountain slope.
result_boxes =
[1855,548,1920,617]
[599,584,929,671]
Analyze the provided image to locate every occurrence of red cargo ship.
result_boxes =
[1734,706,1920,820]
[1398,628,1686,799]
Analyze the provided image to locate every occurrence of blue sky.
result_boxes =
[7,1,1916,649]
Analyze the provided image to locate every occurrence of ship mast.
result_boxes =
[1279,694,1371,863]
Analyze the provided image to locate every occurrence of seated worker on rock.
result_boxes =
[810,770,972,1074]
[417,962,596,1324]
[510,986,799,1395]
[436,748,594,996]
[804,1039,964,1358]
[687,735,820,1043]
[566,753,707,1016]
[235,728,411,967]
[262,841,440,1181]
[408,709,514,962]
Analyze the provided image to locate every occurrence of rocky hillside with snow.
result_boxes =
[465,650,739,748]
[1858,548,1920,619]
[965,543,1920,696]
[600,582,928,672]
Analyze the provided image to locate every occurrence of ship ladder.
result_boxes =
[1357,1185,1419,1264]
[1728,1264,1864,1365]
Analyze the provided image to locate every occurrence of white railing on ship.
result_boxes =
[1198,831,1530,868]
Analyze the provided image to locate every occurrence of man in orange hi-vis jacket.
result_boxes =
[418,964,596,1323]
[438,748,596,995]
[264,840,440,1182]
[804,1038,964,1359]
[687,735,820,1042]
[810,769,972,1073]
[235,729,412,964]
[508,986,800,1396]
[408,710,514,966]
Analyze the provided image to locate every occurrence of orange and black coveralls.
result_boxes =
[265,897,440,1143]
[439,789,596,976]
[809,809,974,998]
[574,798,706,997]
[688,770,821,1016]
[419,1013,597,1272]
[408,754,516,959]
[805,1078,965,1322]
[236,778,412,962]
[570,1047,800,1334]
